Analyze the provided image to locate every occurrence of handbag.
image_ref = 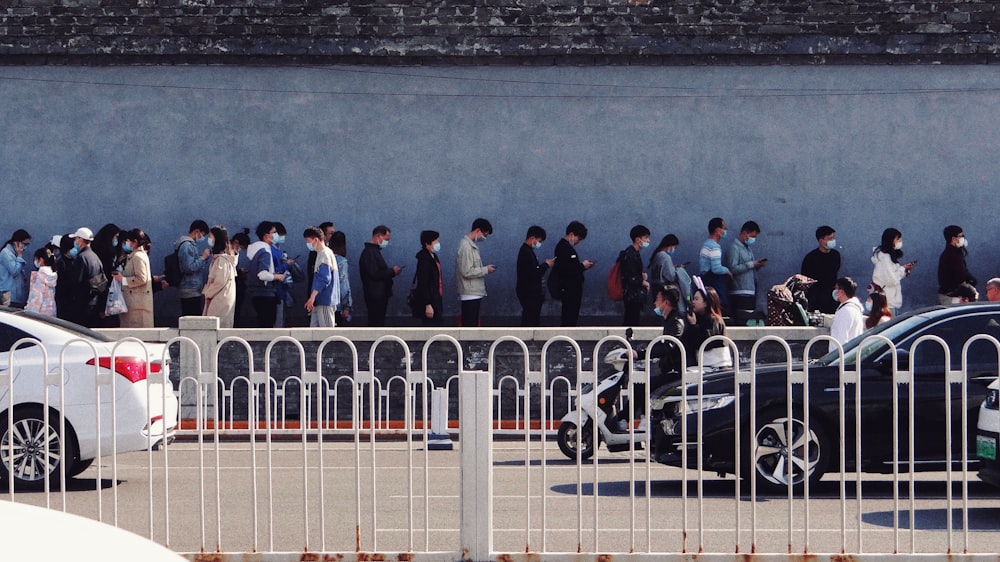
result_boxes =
[406,273,423,319]
[105,278,129,316]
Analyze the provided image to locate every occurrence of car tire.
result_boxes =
[749,410,830,493]
[557,420,595,460]
[0,406,79,489]
[69,458,95,478]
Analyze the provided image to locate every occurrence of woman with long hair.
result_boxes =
[329,231,352,325]
[202,226,238,328]
[864,289,892,330]
[871,227,916,315]
[648,233,681,312]
[0,229,32,308]
[25,247,57,316]
[115,228,154,328]
[682,279,732,370]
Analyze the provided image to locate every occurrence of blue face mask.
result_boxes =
[306,242,315,253]
[640,241,650,249]
[666,248,676,255]
[432,242,441,253]
[747,237,756,246]
[864,300,872,312]
[112,238,119,248]
[379,240,389,250]
[653,307,664,317]
[69,246,79,258]
[721,230,728,239]
[826,239,837,250]
[273,234,284,246]
[121,242,132,253]
[73,239,82,251]
[532,242,542,250]
[832,290,840,302]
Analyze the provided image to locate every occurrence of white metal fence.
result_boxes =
[2,332,999,561]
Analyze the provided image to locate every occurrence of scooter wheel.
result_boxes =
[557,420,595,461]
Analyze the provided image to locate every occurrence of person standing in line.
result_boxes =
[455,218,496,327]
[55,234,76,321]
[307,221,335,290]
[727,220,767,322]
[871,227,915,315]
[67,227,107,328]
[116,229,154,329]
[648,233,681,311]
[553,220,594,327]
[303,226,339,328]
[800,225,841,314]
[516,225,553,327]
[176,220,212,317]
[829,277,864,353]
[246,221,286,328]
[330,231,352,325]
[359,225,402,327]
[202,226,238,328]
[698,217,732,314]
[414,230,444,326]
[936,224,976,305]
[0,229,31,308]
[25,248,57,317]
[619,224,651,327]
[231,229,251,328]
[986,278,1000,302]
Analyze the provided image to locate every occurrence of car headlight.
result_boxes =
[651,393,736,416]
[987,388,999,411]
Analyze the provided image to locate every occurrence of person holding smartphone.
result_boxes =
[871,227,916,315]
[727,220,767,324]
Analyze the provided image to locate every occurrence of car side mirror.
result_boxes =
[875,349,909,373]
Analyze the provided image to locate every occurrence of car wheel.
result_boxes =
[0,407,79,489]
[557,420,595,460]
[69,458,95,478]
[751,412,829,493]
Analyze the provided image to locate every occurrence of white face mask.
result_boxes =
[894,240,903,250]
[958,237,968,248]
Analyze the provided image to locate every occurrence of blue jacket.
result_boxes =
[0,244,30,304]
[310,248,339,307]
[175,236,208,298]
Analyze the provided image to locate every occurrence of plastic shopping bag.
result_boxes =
[105,278,129,316]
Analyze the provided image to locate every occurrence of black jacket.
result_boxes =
[516,243,548,302]
[619,245,647,304]
[553,238,585,295]
[649,309,685,375]
[359,242,394,299]
[414,248,443,312]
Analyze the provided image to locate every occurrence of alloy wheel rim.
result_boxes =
[1,418,61,482]
[754,418,819,486]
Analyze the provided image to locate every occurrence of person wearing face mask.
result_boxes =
[829,277,864,353]
[516,225,553,327]
[681,280,732,369]
[55,234,76,321]
[553,220,595,327]
[801,225,841,314]
[947,282,979,304]
[648,233,683,313]
[455,218,496,327]
[25,247,57,317]
[618,224,651,327]
[871,227,916,315]
[414,230,444,326]
[698,217,732,315]
[727,220,767,324]
[359,224,402,327]
[303,226,339,328]
[648,285,686,380]
[175,219,212,318]
[0,228,32,308]
[67,227,107,328]
[201,226,238,328]
[112,229,154,328]
[937,225,977,305]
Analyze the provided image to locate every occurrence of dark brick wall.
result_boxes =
[1,0,998,63]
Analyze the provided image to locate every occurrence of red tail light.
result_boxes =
[86,357,154,383]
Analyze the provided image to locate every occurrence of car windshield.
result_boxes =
[4,307,114,343]
[813,312,931,367]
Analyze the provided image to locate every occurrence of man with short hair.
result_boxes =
[359,225,401,327]
[986,278,1000,302]
[303,226,339,328]
[176,219,212,317]
[308,221,336,290]
[727,220,767,322]
[68,227,106,328]
[699,217,731,313]
[619,224,651,326]
[829,276,864,353]
[516,225,553,327]
[246,221,286,328]
[553,220,594,327]
[455,218,496,327]
[937,225,976,305]
[801,225,841,314]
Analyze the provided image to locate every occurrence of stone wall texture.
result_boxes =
[1,0,999,63]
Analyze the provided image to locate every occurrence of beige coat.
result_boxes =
[120,249,153,328]
[203,253,237,328]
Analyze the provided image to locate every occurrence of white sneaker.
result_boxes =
[616,419,628,431]
[637,416,648,433]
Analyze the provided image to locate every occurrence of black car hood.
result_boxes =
[651,362,814,400]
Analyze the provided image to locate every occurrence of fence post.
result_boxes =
[177,315,219,420]
[460,368,492,561]
[428,387,454,450]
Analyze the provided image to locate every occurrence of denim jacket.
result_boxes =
[0,244,30,304]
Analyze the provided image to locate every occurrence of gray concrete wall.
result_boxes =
[2,64,998,323]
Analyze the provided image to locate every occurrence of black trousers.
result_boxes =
[560,290,582,327]
[623,300,643,327]
[365,295,389,327]
[519,297,543,327]
[252,296,279,328]
[180,296,203,317]
[460,298,482,327]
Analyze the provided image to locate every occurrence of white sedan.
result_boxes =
[0,308,177,488]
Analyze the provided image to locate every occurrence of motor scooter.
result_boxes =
[556,345,648,460]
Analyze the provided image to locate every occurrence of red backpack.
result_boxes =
[607,259,624,301]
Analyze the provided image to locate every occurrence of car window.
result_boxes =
[0,323,38,353]
[907,313,1000,371]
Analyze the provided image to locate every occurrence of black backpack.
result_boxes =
[163,242,188,287]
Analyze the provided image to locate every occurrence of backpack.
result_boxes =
[607,259,624,301]
[163,246,184,287]
[547,260,562,300]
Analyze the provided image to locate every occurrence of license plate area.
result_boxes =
[977,434,997,461]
